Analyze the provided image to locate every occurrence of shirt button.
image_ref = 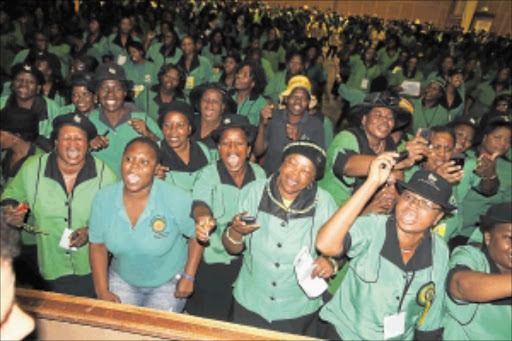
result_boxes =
[64,218,68,222]
[275,263,280,268]
[272,282,277,287]
[281,222,286,227]
[270,297,275,301]
[277,243,282,248]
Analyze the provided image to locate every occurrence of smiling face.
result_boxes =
[277,153,316,200]
[200,88,224,123]
[223,56,238,75]
[485,223,512,273]
[97,79,126,114]
[128,46,144,64]
[395,190,444,235]
[71,85,95,114]
[162,112,191,149]
[12,72,39,101]
[424,82,443,102]
[448,73,463,88]
[425,131,454,170]
[55,125,88,167]
[482,127,512,156]
[121,142,158,193]
[234,65,254,91]
[453,124,475,153]
[181,37,195,55]
[362,107,395,140]
[160,68,180,92]
[218,128,249,174]
[286,88,309,117]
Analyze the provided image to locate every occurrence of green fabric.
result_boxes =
[337,83,366,106]
[161,141,211,193]
[443,246,512,340]
[48,43,72,78]
[261,58,275,83]
[388,68,424,92]
[410,98,450,132]
[105,34,141,65]
[323,115,334,148]
[0,96,62,138]
[122,60,158,113]
[201,44,226,68]
[263,70,287,104]
[318,130,360,206]
[376,47,401,73]
[262,46,286,74]
[82,34,109,63]
[320,214,449,340]
[183,56,214,98]
[345,55,382,94]
[192,162,266,265]
[233,179,337,322]
[87,108,163,177]
[0,31,18,74]
[469,81,512,119]
[89,179,194,287]
[234,93,268,126]
[1,153,117,280]
[146,43,183,71]
[305,62,327,88]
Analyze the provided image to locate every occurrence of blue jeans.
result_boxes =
[109,267,186,312]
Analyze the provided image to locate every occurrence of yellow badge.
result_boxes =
[185,76,195,89]
[433,224,446,237]
[416,282,435,326]
[151,216,167,233]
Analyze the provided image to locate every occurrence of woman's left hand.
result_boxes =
[475,152,499,179]
[128,119,149,136]
[174,277,194,298]
[311,257,334,279]
[69,228,89,248]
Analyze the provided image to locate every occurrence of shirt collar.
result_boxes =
[159,139,208,172]
[216,159,255,188]
[44,151,97,194]
[178,53,200,72]
[380,215,433,272]
[98,103,133,130]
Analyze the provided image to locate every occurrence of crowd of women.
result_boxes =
[0,1,511,340]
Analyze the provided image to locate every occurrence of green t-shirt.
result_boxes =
[146,43,183,71]
[263,70,287,104]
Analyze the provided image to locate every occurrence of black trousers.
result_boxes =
[13,244,47,290]
[45,274,95,298]
[185,257,242,321]
[232,299,321,337]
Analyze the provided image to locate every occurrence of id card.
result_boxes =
[185,76,195,89]
[59,228,77,251]
[361,78,369,89]
[117,55,127,66]
[383,312,405,339]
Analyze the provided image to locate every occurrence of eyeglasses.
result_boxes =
[401,192,441,211]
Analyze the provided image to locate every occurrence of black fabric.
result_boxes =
[257,175,317,221]
[413,327,444,341]
[441,90,463,111]
[159,44,178,59]
[216,160,255,188]
[13,244,47,290]
[445,264,471,302]
[111,33,135,48]
[185,257,242,321]
[44,152,97,194]
[190,116,217,150]
[4,94,49,121]
[232,299,320,337]
[177,53,200,73]
[159,139,208,172]
[45,273,95,298]
[333,149,357,184]
[52,112,98,140]
[482,247,512,305]
[316,318,343,340]
[1,144,37,182]
[380,216,433,271]
[0,106,39,136]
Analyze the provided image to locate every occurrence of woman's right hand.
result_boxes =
[367,153,397,187]
[97,290,120,303]
[195,215,216,243]
[231,213,260,235]
[89,136,109,151]
[260,105,274,126]
[2,205,27,227]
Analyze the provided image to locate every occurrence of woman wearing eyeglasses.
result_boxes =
[317,155,454,340]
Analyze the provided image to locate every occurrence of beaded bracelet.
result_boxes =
[179,272,195,281]
[226,225,245,245]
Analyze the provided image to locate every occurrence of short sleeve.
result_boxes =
[328,130,360,184]
[88,192,106,243]
[345,214,380,258]
[191,166,215,214]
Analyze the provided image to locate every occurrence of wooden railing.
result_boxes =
[16,289,318,340]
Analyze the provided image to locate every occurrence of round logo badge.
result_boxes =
[151,216,167,233]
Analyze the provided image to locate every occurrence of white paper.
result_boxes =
[117,55,127,66]
[293,246,328,298]
[59,228,77,252]
[400,81,421,97]
[361,78,369,90]
[384,312,405,339]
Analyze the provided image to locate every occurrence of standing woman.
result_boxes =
[157,101,211,193]
[177,36,214,98]
[222,141,337,335]
[89,137,201,311]
[188,115,266,321]
[232,60,268,126]
[1,113,117,297]
[317,159,454,340]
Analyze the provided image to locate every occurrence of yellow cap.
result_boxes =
[280,75,312,98]
[399,98,414,115]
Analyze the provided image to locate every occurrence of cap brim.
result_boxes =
[396,180,456,211]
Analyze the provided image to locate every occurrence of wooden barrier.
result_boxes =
[16,289,319,340]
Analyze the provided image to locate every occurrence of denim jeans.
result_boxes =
[109,267,186,312]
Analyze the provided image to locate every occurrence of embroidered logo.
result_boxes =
[151,216,167,233]
[73,114,82,124]
[108,67,117,75]
[23,64,31,71]
[224,117,231,125]
[416,281,435,326]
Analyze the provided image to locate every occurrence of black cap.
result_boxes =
[51,112,98,141]
[92,63,133,90]
[449,115,479,131]
[0,107,39,142]
[189,82,237,114]
[69,71,95,93]
[10,63,44,85]
[348,92,413,130]
[282,140,326,180]
[448,67,464,77]
[480,202,512,232]
[157,101,195,128]
[396,169,456,211]
[211,114,257,145]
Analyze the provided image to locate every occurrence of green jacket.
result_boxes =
[146,43,183,71]
[264,70,288,104]
[410,98,450,132]
[234,93,268,126]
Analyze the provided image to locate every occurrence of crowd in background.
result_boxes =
[0,0,511,340]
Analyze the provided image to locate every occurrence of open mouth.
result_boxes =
[400,210,418,225]
[66,150,80,159]
[226,154,240,168]
[126,173,141,185]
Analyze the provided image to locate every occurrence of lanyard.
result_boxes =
[397,271,416,313]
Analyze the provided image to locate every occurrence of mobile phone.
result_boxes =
[240,216,257,224]
[417,128,432,144]
[394,150,409,163]
[450,153,465,168]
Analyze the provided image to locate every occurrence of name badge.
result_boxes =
[185,76,195,89]
[384,312,405,339]
[117,55,127,66]
[361,78,369,89]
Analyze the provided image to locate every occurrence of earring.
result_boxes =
[307,182,313,190]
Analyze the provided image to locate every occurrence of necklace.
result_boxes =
[370,139,385,154]
[266,175,317,214]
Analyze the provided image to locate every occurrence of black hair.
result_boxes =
[0,216,20,260]
[430,125,456,144]
[123,136,160,162]
[155,63,185,96]
[73,55,99,73]
[236,60,267,98]
[126,40,145,54]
